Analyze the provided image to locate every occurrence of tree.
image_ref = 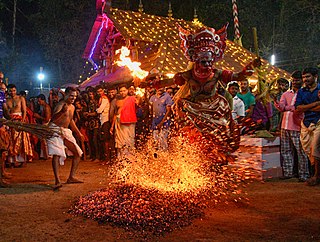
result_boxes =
[30,0,96,85]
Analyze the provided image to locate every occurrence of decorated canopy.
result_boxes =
[80,4,290,88]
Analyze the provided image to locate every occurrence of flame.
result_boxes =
[115,46,149,79]
[135,87,145,97]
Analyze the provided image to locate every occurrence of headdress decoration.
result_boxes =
[177,23,229,62]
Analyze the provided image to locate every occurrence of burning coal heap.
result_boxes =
[70,135,254,236]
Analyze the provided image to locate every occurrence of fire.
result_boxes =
[115,46,148,79]
[71,127,257,236]
[111,137,212,193]
[135,87,145,97]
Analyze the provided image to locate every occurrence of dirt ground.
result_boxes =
[0,158,320,242]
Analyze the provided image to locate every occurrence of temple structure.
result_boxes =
[80,0,289,88]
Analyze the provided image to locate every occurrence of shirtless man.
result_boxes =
[6,84,33,166]
[34,94,52,159]
[47,87,84,190]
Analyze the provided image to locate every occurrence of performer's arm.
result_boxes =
[230,58,262,82]
[140,78,175,89]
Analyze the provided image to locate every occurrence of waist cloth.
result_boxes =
[47,123,83,165]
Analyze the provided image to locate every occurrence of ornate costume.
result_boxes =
[171,24,257,163]
[9,113,33,163]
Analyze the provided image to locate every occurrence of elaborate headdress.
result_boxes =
[178,23,228,63]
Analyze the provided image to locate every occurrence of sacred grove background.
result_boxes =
[0,0,319,90]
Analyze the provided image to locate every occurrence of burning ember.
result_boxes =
[115,46,148,80]
[70,135,255,237]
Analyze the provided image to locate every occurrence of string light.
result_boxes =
[81,8,289,87]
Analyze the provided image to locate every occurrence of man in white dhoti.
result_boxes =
[110,85,137,160]
[47,87,84,190]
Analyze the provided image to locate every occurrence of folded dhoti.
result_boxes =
[47,123,83,165]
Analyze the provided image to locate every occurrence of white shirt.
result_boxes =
[96,97,110,125]
[232,96,245,122]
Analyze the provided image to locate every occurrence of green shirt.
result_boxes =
[237,92,255,113]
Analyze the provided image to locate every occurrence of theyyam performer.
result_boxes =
[146,23,260,164]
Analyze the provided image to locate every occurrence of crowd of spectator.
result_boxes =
[0,66,319,187]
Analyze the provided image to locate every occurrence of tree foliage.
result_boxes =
[1,0,319,88]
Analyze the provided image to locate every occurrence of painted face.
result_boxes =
[119,87,128,98]
[302,73,317,88]
[8,87,17,97]
[65,91,77,104]
[194,51,214,79]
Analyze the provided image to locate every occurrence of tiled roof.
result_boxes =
[81,8,290,88]
[107,8,290,81]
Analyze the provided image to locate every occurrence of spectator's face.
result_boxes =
[0,83,6,92]
[65,91,77,104]
[38,98,44,105]
[75,101,82,109]
[279,82,289,92]
[240,80,249,92]
[128,86,135,96]
[156,88,165,96]
[8,87,17,97]
[119,87,128,98]
[302,73,317,87]
[0,73,4,83]
[52,94,59,102]
[107,89,117,99]
[166,88,173,97]
[291,78,303,89]
[88,92,95,100]
[97,88,104,97]
[228,85,239,97]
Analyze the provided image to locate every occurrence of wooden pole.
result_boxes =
[252,27,259,57]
